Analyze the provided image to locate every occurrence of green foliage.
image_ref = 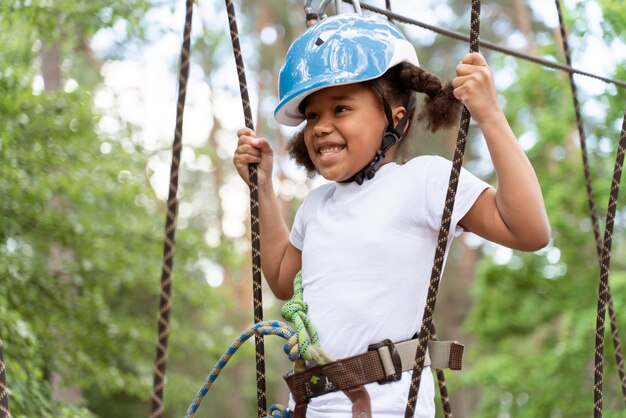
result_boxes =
[2,0,626,417]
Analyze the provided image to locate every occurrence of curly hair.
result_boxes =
[286,62,462,177]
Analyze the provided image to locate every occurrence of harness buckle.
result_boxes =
[368,339,402,384]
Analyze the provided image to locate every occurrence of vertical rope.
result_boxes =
[592,111,626,417]
[404,1,481,416]
[554,0,626,410]
[149,1,194,417]
[224,1,267,416]
[429,324,453,418]
[0,340,9,418]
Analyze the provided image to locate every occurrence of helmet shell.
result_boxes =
[275,13,419,126]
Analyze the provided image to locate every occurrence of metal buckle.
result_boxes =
[368,339,402,384]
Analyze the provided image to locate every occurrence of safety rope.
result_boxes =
[342,0,626,90]
[404,1,481,417]
[280,272,334,366]
[429,324,452,418]
[591,112,626,417]
[0,339,9,418]
[224,0,267,415]
[554,0,626,412]
[378,0,455,414]
[185,274,334,417]
[149,1,194,417]
[184,321,294,418]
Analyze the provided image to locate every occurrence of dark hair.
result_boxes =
[286,62,462,177]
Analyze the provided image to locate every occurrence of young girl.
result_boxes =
[233,13,550,418]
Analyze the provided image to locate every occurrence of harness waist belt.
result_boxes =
[284,339,463,403]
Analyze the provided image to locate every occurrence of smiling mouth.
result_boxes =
[318,145,345,155]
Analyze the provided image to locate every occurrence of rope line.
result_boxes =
[593,111,626,417]
[404,1,481,417]
[280,272,334,365]
[0,340,9,418]
[554,0,626,411]
[429,324,453,418]
[149,1,194,417]
[342,0,626,89]
[381,1,455,414]
[184,321,295,418]
[224,1,267,416]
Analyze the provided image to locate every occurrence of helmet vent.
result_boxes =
[315,37,324,46]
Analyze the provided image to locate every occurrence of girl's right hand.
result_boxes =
[233,127,274,186]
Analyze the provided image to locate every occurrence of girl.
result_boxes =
[233,13,550,418]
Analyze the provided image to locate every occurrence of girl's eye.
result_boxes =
[335,105,349,113]
[305,111,319,120]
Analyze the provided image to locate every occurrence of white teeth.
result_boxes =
[319,145,343,155]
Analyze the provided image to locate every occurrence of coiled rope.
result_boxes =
[404,1,481,417]
[0,339,9,418]
[149,1,194,417]
[554,0,626,414]
[224,0,267,416]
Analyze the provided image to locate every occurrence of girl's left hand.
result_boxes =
[452,52,501,125]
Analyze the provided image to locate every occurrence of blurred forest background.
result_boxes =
[2,0,626,417]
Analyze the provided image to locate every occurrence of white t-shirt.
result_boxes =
[288,155,491,417]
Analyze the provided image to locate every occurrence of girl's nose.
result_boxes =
[312,114,333,137]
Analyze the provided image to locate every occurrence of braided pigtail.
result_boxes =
[397,63,462,133]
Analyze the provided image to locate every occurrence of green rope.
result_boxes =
[280,272,334,365]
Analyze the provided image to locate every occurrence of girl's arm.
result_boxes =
[453,53,551,251]
[233,128,301,299]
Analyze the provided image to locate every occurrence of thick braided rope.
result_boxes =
[280,272,334,365]
[149,1,193,417]
[184,321,294,418]
[342,0,626,90]
[404,1,481,417]
[0,340,9,418]
[593,111,626,417]
[554,0,626,410]
[383,0,454,412]
[429,324,452,418]
[224,1,267,416]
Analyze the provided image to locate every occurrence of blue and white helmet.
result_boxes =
[274,13,420,126]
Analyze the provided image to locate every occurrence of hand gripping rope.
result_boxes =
[223,0,268,415]
[403,1,481,417]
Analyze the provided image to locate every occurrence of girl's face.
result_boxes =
[302,83,403,182]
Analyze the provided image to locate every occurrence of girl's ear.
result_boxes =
[392,106,409,133]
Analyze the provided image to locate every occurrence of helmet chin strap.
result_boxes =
[349,82,416,185]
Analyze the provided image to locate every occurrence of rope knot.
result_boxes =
[280,299,308,322]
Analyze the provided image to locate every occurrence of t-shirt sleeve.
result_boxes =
[425,156,492,237]
[290,202,306,251]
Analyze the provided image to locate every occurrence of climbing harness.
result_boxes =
[185,272,464,418]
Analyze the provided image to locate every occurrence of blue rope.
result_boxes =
[184,320,294,417]
[184,275,334,417]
